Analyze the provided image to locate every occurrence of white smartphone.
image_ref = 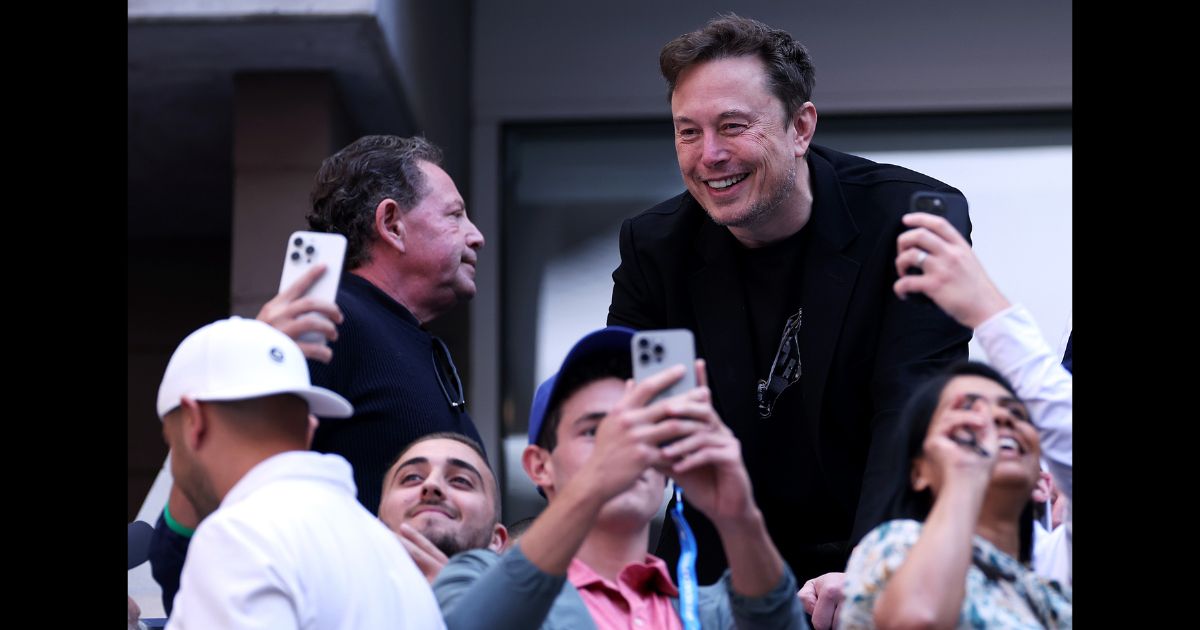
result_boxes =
[278,231,347,345]
[631,329,697,404]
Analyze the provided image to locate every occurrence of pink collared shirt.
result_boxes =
[567,555,685,630]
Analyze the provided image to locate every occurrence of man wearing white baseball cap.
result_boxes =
[157,317,445,629]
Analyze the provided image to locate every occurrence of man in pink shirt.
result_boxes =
[433,326,808,629]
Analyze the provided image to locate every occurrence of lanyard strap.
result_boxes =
[669,485,700,630]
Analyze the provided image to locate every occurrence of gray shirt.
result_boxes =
[433,544,810,630]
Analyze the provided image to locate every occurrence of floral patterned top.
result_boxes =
[839,519,1071,629]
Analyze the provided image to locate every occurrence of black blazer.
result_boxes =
[608,144,972,583]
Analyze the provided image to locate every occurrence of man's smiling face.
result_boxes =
[378,437,499,557]
[671,55,806,231]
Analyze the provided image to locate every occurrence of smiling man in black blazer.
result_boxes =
[607,15,972,623]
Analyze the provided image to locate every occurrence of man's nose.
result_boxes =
[421,478,446,498]
[701,133,731,168]
[465,216,485,250]
[992,410,1017,429]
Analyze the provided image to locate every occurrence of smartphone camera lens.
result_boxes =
[639,352,650,364]
[290,252,301,261]
[916,196,943,213]
[653,344,664,356]
[638,338,649,348]
[293,237,303,247]
[305,245,315,255]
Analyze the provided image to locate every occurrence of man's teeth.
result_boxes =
[707,174,748,189]
[998,437,1020,451]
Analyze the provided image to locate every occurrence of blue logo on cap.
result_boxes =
[269,348,285,363]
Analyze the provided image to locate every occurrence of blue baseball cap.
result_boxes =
[527,326,636,447]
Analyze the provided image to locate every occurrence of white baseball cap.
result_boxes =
[156,316,353,419]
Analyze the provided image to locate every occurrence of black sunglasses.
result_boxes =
[430,336,466,412]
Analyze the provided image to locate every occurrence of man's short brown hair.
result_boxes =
[659,14,816,120]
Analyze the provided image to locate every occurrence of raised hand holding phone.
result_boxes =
[894,204,1011,329]
[631,329,697,402]
[259,231,346,362]
[631,329,701,630]
[900,191,971,308]
[277,231,346,343]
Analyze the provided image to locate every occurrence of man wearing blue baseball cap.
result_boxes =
[433,326,808,629]
[156,317,445,629]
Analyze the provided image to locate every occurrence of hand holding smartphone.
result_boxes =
[632,329,697,449]
[904,191,970,277]
[278,231,347,345]
[902,191,970,305]
[631,329,697,404]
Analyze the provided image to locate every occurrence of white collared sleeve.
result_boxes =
[974,304,1072,503]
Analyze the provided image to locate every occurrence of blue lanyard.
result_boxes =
[669,485,700,630]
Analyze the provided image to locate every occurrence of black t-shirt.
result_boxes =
[731,226,849,576]
[736,227,808,392]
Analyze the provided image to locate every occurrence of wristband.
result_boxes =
[163,500,196,538]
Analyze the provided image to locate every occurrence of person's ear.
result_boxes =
[178,396,211,453]
[489,523,509,552]
[791,101,818,158]
[522,444,555,497]
[910,457,931,493]
[374,198,406,253]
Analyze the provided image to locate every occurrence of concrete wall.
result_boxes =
[471,2,1070,121]
[230,73,352,318]
[128,0,373,19]
[377,0,472,180]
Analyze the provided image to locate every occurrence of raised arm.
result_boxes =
[662,361,808,629]
[257,263,344,363]
[871,402,999,629]
[894,212,1072,501]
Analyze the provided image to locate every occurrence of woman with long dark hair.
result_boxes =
[838,362,1071,629]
